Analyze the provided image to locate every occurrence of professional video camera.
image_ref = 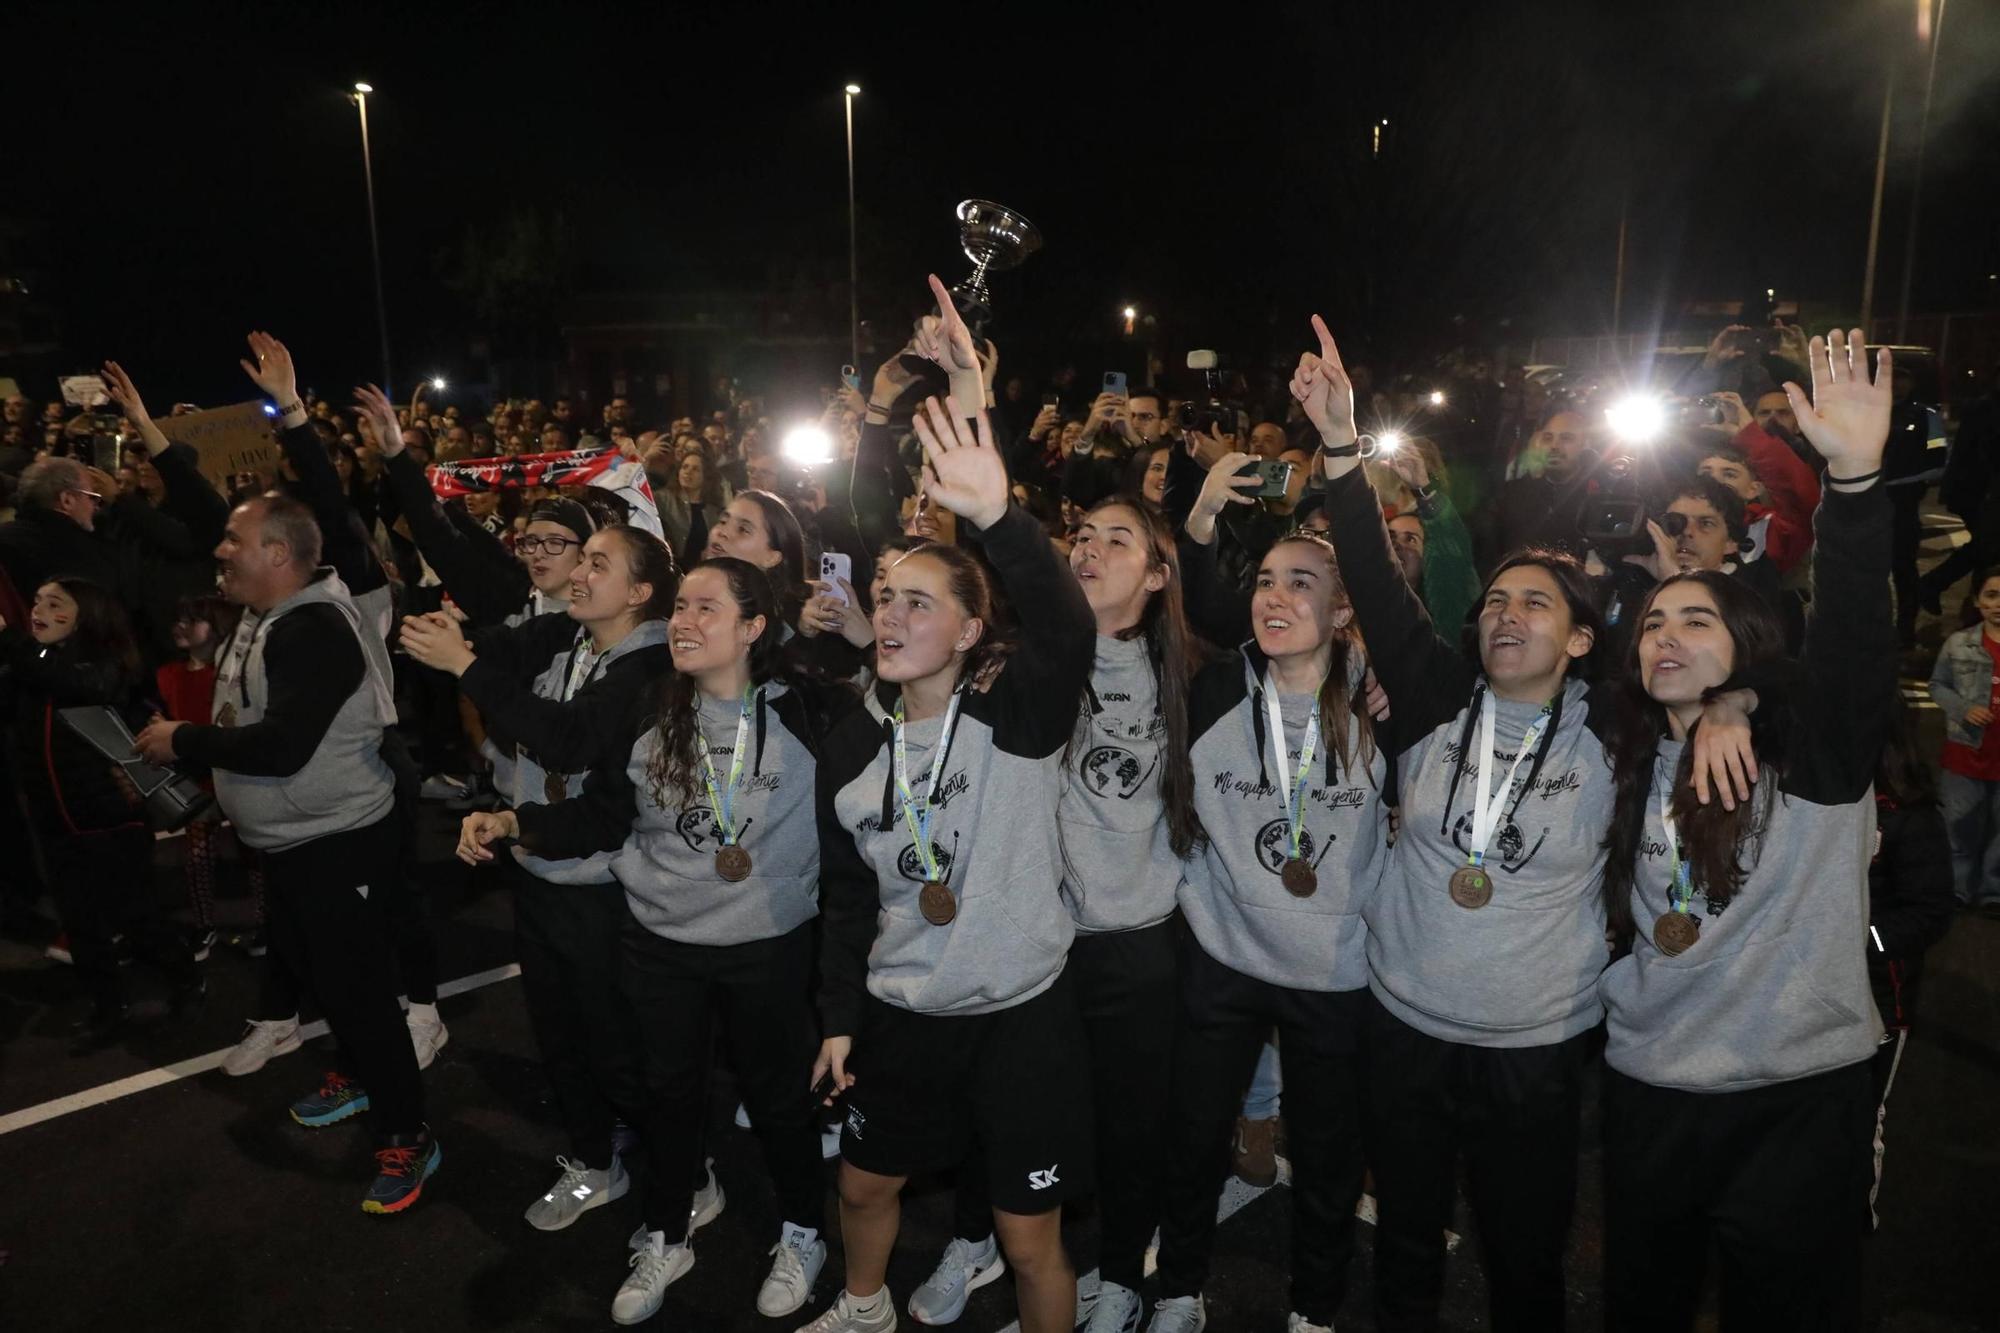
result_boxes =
[1177,350,1249,438]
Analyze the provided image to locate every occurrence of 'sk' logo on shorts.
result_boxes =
[1027,1164,1060,1190]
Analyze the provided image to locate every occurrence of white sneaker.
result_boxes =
[1085,1280,1143,1333]
[797,1288,899,1333]
[222,1016,303,1076]
[1147,1295,1207,1333]
[691,1157,726,1233]
[611,1229,694,1326]
[1075,1267,1102,1325]
[758,1222,828,1317]
[906,1234,1005,1325]
[406,1005,448,1070]
[1286,1313,1333,1333]
[523,1154,628,1231]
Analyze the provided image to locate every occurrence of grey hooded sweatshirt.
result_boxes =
[1324,468,1617,1048]
[1601,483,1891,1091]
[517,678,858,945]
[458,611,674,885]
[1058,633,1184,935]
[816,503,1096,1032]
[1179,641,1389,992]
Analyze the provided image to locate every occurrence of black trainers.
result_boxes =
[69,1005,131,1056]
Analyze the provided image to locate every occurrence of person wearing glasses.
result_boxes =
[0,457,118,618]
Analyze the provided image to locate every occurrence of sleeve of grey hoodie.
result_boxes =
[460,626,662,777]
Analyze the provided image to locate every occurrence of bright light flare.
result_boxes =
[430,376,447,391]
[1376,431,1405,455]
[1427,389,1446,407]
[1605,395,1666,443]
[782,423,835,466]
[353,82,373,94]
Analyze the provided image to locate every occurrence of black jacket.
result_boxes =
[1868,795,1955,1030]
[1,632,145,836]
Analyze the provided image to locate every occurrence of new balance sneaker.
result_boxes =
[290,1071,371,1126]
[797,1287,898,1333]
[362,1132,441,1215]
[223,1016,303,1076]
[406,1003,449,1070]
[1084,1280,1143,1333]
[612,1229,695,1326]
[1286,1313,1333,1333]
[524,1155,628,1231]
[690,1157,726,1233]
[907,1234,1005,1325]
[1146,1295,1207,1333]
[758,1222,828,1317]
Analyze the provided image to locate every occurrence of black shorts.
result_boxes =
[839,968,1094,1214]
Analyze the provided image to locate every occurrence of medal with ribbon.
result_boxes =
[895,689,965,926]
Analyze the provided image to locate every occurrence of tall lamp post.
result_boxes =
[350,82,393,392]
[844,83,861,368]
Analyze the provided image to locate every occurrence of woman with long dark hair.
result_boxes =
[803,395,1096,1333]
[1597,332,1898,1331]
[705,488,808,623]
[401,524,675,1255]
[1292,314,1747,1333]
[461,555,857,1326]
[905,496,1203,1332]
[1147,459,1388,1333]
[2,576,201,1052]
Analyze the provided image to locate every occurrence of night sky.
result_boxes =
[7,0,1998,408]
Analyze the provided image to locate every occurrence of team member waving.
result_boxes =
[462,554,858,1326]
[1147,467,1390,1333]
[802,394,1096,1333]
[1597,331,1896,1332]
[1294,313,1742,1333]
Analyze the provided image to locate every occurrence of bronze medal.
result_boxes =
[216,702,238,728]
[1653,910,1700,957]
[544,772,566,804]
[1281,857,1318,898]
[919,880,957,927]
[1448,865,1492,909]
[715,845,752,882]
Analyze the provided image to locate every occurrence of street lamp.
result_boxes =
[349,82,393,392]
[843,84,862,367]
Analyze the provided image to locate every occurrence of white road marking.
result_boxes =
[0,962,521,1137]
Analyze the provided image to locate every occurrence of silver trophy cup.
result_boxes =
[949,199,1042,330]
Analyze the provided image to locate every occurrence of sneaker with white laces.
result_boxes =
[222,1016,304,1076]
[690,1157,726,1233]
[1286,1313,1333,1333]
[797,1287,899,1333]
[524,1154,628,1231]
[1146,1295,1207,1333]
[1084,1280,1144,1333]
[611,1229,694,1326]
[907,1234,1005,1325]
[406,1004,449,1070]
[757,1221,828,1317]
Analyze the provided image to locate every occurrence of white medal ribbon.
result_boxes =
[1262,673,1321,861]
[1466,690,1550,869]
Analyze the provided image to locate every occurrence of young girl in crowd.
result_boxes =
[2,577,201,1053]
[1928,567,2000,913]
[155,596,260,959]
[402,524,675,1256]
[703,489,808,623]
[802,397,1096,1333]
[1144,460,1392,1333]
[1597,331,1897,1332]
[907,496,1201,1333]
[464,556,859,1326]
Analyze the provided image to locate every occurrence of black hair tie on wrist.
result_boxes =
[1829,468,1881,487]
